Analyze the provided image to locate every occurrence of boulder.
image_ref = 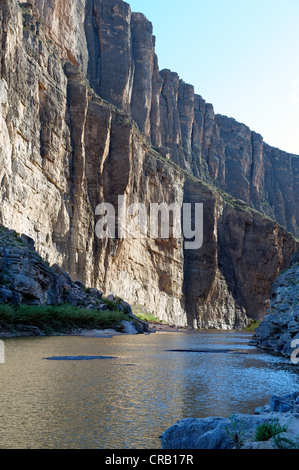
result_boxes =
[106,294,115,302]
[121,320,138,335]
[160,414,279,450]
[0,287,13,303]
[88,288,103,299]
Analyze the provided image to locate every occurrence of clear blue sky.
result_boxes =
[128,0,299,155]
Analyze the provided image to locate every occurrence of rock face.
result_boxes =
[30,0,89,71]
[31,0,299,237]
[184,184,297,325]
[250,252,299,356]
[29,0,299,237]
[160,393,299,450]
[0,0,298,328]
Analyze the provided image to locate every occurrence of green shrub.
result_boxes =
[131,304,165,323]
[100,297,118,309]
[244,320,261,332]
[255,420,287,442]
[0,303,14,322]
[0,303,128,333]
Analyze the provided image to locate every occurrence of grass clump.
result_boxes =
[254,420,287,442]
[244,320,261,332]
[273,435,299,449]
[225,415,246,449]
[131,304,165,323]
[100,297,119,309]
[0,303,129,334]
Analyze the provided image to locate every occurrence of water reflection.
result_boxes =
[0,331,298,448]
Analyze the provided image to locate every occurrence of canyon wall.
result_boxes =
[29,0,299,238]
[251,252,299,357]
[0,0,298,328]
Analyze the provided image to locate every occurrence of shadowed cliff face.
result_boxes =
[0,0,298,328]
[182,179,297,325]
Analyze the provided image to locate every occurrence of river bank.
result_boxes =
[0,302,150,338]
[0,302,199,339]
[0,320,189,338]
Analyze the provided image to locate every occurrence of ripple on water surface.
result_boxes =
[0,331,298,449]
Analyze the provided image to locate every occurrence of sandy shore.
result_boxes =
[0,320,194,338]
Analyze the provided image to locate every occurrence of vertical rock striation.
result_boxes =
[0,0,298,328]
[29,0,299,237]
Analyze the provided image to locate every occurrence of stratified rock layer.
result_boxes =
[0,0,298,328]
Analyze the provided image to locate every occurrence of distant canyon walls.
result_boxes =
[0,0,298,328]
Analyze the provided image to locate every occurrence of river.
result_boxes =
[0,330,298,449]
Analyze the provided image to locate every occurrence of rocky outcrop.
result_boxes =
[250,252,299,355]
[0,0,298,328]
[0,225,107,309]
[160,392,299,449]
[0,224,148,333]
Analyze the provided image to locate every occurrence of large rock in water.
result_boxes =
[0,0,297,328]
[250,253,299,357]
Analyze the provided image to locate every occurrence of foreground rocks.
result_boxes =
[0,225,104,309]
[160,392,299,449]
[250,253,299,358]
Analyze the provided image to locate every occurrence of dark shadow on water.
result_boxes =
[165,349,249,354]
[44,356,117,361]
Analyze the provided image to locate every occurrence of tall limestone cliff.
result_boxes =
[29,0,299,238]
[0,0,298,328]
